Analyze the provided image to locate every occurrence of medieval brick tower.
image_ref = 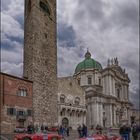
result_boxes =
[23,0,58,125]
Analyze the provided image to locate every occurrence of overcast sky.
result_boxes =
[1,0,139,109]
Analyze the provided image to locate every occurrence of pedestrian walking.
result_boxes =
[132,123,139,140]
[82,124,87,137]
[35,124,40,133]
[125,124,131,140]
[41,124,45,132]
[77,125,82,138]
[66,126,69,136]
[27,122,35,134]
[119,124,128,140]
[96,124,103,134]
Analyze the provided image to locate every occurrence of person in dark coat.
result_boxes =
[132,123,139,140]
[96,124,103,134]
[41,124,45,132]
[119,124,128,140]
[77,125,82,138]
[125,124,131,140]
[27,123,35,134]
[82,124,87,137]
[66,127,69,136]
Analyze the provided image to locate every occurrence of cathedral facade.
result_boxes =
[56,50,133,129]
[73,50,133,128]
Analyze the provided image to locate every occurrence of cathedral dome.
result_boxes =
[75,50,102,74]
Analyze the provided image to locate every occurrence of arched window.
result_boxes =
[39,0,51,16]
[60,94,65,103]
[75,97,80,105]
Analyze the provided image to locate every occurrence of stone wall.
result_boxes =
[24,0,58,125]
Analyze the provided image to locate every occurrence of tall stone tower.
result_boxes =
[23,0,58,126]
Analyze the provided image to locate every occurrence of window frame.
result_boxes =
[87,77,92,85]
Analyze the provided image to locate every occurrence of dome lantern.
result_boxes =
[85,49,91,59]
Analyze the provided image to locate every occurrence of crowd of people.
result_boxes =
[58,125,70,138]
[27,123,49,134]
[77,124,88,138]
[119,122,140,140]
[26,122,140,140]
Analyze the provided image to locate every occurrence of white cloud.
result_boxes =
[1,61,23,77]
[1,12,24,39]
[1,0,139,108]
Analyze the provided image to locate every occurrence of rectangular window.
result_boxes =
[7,108,16,115]
[27,110,32,116]
[99,79,101,85]
[88,77,92,85]
[18,89,28,97]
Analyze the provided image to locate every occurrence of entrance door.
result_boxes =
[62,118,69,127]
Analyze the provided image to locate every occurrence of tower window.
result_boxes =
[88,77,92,85]
[28,0,31,12]
[40,1,51,15]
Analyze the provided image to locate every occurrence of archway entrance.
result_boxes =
[62,117,69,127]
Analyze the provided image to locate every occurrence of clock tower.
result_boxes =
[23,0,58,125]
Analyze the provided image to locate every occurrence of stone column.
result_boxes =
[106,76,109,95]
[110,105,113,126]
[114,106,116,125]
[100,103,103,126]
[103,77,105,94]
[96,103,99,125]
[127,85,129,100]
[109,75,112,95]
[90,104,92,126]
[106,105,110,127]
[108,76,110,95]
[124,85,127,100]
[87,104,91,127]
[122,85,124,100]
[104,76,107,94]
[113,78,115,96]
[92,103,95,126]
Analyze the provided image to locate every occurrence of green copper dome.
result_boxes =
[75,50,102,74]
